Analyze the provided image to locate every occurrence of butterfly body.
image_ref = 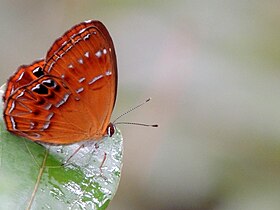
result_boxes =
[3,20,117,144]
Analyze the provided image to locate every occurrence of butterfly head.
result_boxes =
[106,122,115,137]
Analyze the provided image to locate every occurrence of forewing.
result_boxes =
[46,21,96,60]
[44,20,117,139]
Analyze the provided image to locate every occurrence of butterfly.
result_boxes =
[3,20,117,145]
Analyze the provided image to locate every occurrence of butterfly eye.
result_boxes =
[32,84,49,95]
[32,67,44,78]
[106,123,115,137]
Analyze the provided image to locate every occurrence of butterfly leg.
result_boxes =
[99,152,107,173]
[92,143,107,172]
[62,143,85,166]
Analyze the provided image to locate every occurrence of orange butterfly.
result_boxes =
[3,20,117,144]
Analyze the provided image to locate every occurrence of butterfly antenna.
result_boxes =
[114,121,158,127]
[113,98,158,127]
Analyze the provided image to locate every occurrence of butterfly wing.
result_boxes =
[4,20,117,144]
[3,60,45,102]
[4,75,89,143]
[45,20,96,60]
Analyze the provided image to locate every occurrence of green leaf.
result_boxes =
[0,84,123,210]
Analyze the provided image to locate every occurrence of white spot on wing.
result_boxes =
[76,87,84,93]
[46,113,54,121]
[9,101,15,114]
[48,62,55,72]
[66,45,73,52]
[78,58,83,64]
[95,50,102,58]
[30,122,35,130]
[60,51,66,57]
[55,93,70,107]
[103,49,107,54]
[15,91,24,99]
[79,28,86,34]
[43,79,57,88]
[105,70,112,76]
[84,34,90,40]
[54,54,60,61]
[68,64,74,69]
[88,75,104,85]
[84,51,90,58]
[55,100,64,108]
[78,77,85,83]
[10,116,16,130]
[16,72,25,82]
[43,121,50,130]
[44,104,52,110]
[32,84,41,91]
[11,86,15,95]
[63,93,70,101]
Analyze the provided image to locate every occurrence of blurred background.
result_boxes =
[1,0,280,209]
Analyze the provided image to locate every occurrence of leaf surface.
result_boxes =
[0,84,123,210]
